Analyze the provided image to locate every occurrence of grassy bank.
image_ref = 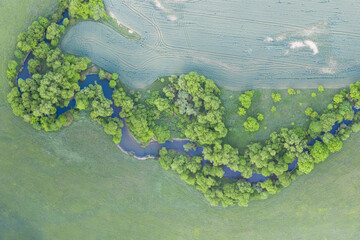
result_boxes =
[222,88,340,151]
[137,78,341,148]
[1,1,360,239]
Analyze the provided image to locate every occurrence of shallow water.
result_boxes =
[62,0,360,90]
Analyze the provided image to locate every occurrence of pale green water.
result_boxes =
[61,0,360,90]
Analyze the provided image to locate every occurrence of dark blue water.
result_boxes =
[56,74,114,116]
[18,67,359,182]
[16,53,33,84]
[58,11,69,26]
[17,9,360,182]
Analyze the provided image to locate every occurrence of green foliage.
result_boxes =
[46,22,61,41]
[260,179,279,195]
[109,80,116,88]
[311,92,317,97]
[112,88,134,118]
[61,0,108,21]
[305,107,313,116]
[257,113,264,121]
[183,142,196,151]
[239,91,254,109]
[318,85,324,92]
[351,122,360,133]
[333,94,344,104]
[310,111,318,119]
[238,107,246,116]
[271,106,276,112]
[322,134,343,153]
[112,73,118,80]
[98,69,106,80]
[75,84,113,119]
[244,117,259,132]
[288,89,296,95]
[102,118,123,144]
[272,92,281,102]
[63,17,69,26]
[310,141,329,163]
[298,152,315,174]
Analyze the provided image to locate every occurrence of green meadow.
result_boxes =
[1,1,360,239]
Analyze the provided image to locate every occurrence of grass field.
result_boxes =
[222,88,341,151]
[1,1,360,239]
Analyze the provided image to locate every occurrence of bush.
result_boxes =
[288,89,296,95]
[305,107,313,116]
[257,113,264,121]
[238,107,246,116]
[271,106,276,112]
[318,85,324,92]
[109,80,116,88]
[271,93,281,102]
[244,117,259,132]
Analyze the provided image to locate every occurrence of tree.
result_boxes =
[352,122,360,133]
[305,107,313,116]
[310,141,329,163]
[260,179,279,195]
[326,136,343,153]
[257,113,264,121]
[238,107,246,116]
[288,89,295,95]
[244,117,259,132]
[46,23,61,41]
[298,152,315,174]
[320,112,339,132]
[63,17,69,26]
[271,106,276,112]
[311,92,317,97]
[99,69,106,80]
[112,73,118,80]
[272,93,281,102]
[333,94,344,104]
[278,172,293,187]
[109,80,116,88]
[183,142,196,151]
[318,85,324,92]
[239,93,252,109]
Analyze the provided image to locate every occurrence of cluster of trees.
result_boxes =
[59,0,107,21]
[160,79,360,206]
[75,84,123,143]
[7,0,112,135]
[112,87,172,145]
[271,92,281,102]
[238,91,254,116]
[112,72,228,146]
[8,0,360,207]
[8,44,90,131]
[159,148,262,207]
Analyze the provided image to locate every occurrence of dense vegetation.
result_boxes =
[6,0,360,207]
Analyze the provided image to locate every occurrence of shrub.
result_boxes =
[288,89,296,95]
[109,80,116,88]
[271,93,281,102]
[244,117,260,132]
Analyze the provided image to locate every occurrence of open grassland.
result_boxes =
[1,1,360,239]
